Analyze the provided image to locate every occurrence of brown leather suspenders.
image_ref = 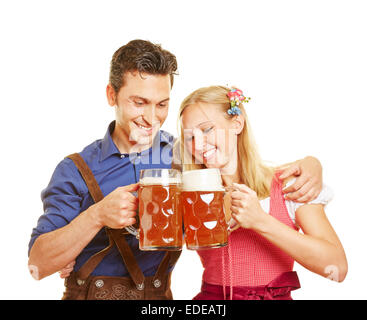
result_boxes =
[65,153,181,297]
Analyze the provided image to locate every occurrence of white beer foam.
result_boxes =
[182,169,224,192]
[139,176,181,186]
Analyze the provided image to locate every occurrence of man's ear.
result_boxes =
[106,83,117,106]
[232,115,245,135]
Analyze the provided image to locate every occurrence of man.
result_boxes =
[28,39,323,300]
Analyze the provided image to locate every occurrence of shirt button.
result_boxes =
[95,279,104,288]
[136,283,145,291]
[120,154,125,159]
[153,279,161,288]
[77,279,85,286]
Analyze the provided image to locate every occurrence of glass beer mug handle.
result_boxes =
[124,191,140,239]
[223,188,233,232]
[224,187,241,232]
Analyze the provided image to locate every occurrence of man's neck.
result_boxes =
[111,123,154,154]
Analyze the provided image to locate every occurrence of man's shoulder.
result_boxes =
[58,138,102,174]
[79,139,102,161]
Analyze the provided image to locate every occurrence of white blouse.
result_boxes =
[260,179,334,226]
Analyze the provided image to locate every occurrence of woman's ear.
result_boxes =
[106,83,117,106]
[231,115,245,135]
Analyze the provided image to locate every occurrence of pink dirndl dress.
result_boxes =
[193,173,301,300]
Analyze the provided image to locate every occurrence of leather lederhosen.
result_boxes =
[62,153,181,300]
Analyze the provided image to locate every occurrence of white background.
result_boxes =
[0,0,366,300]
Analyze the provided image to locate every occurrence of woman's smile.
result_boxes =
[202,146,217,162]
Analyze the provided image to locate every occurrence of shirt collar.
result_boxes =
[100,121,121,162]
[99,121,175,162]
[159,129,175,148]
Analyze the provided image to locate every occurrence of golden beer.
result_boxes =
[181,169,228,250]
[138,169,182,251]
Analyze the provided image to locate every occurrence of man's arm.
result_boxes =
[28,184,138,280]
[278,156,323,202]
[28,205,102,280]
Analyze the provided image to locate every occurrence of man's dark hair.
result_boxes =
[109,39,178,93]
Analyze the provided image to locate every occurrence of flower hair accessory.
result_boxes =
[226,88,251,115]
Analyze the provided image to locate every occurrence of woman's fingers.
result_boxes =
[59,271,72,279]
[231,199,243,207]
[230,205,241,214]
[233,183,253,194]
[59,269,73,278]
[65,261,76,269]
[58,260,76,278]
[230,190,246,200]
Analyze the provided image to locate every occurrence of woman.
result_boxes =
[178,85,347,300]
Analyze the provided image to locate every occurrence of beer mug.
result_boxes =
[181,168,228,250]
[137,168,182,251]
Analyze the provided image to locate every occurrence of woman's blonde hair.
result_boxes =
[176,85,274,198]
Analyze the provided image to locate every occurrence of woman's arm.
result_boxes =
[230,183,348,282]
[257,205,347,282]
